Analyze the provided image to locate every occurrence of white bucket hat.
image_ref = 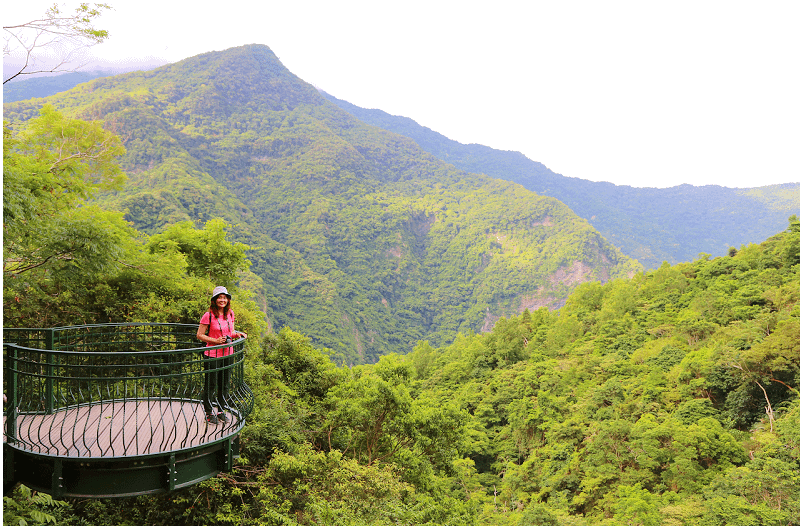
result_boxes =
[211,286,231,300]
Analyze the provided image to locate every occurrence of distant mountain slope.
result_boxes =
[3,44,639,363]
[321,92,800,270]
[3,71,113,103]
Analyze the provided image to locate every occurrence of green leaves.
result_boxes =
[147,218,251,287]
[3,106,126,279]
[2,485,69,526]
[4,105,124,209]
[2,106,133,326]
[325,371,414,465]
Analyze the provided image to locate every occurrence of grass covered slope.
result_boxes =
[4,44,640,364]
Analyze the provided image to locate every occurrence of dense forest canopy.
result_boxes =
[6,207,799,524]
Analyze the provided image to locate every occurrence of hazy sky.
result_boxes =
[5,0,799,189]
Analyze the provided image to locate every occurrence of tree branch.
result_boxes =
[3,3,111,84]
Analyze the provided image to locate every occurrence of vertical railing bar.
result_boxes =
[45,329,55,414]
[72,358,85,457]
[177,354,190,449]
[6,344,18,442]
[158,353,169,453]
[188,348,201,447]
[157,353,170,452]
[142,353,155,455]
[44,354,59,455]
[120,361,128,457]
[59,386,73,456]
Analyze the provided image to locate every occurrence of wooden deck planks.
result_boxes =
[4,399,240,458]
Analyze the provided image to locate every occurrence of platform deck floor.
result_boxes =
[4,400,240,458]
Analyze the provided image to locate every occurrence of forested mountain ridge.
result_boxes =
[322,92,800,270]
[3,44,639,364]
[3,71,113,103]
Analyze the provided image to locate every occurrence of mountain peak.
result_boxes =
[166,44,325,112]
[67,44,322,117]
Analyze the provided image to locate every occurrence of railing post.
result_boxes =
[51,459,64,499]
[6,344,18,441]
[221,437,234,472]
[167,453,177,492]
[45,329,55,414]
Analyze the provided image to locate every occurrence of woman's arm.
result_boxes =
[197,324,226,345]
[230,313,247,339]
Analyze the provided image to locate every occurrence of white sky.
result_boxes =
[4,0,799,189]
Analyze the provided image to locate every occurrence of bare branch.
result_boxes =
[3,3,112,84]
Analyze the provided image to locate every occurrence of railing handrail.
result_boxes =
[2,337,246,356]
[50,322,197,332]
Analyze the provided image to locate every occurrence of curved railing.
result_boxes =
[3,323,254,497]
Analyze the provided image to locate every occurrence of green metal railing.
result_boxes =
[3,323,254,459]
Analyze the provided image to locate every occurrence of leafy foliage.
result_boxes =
[3,485,70,526]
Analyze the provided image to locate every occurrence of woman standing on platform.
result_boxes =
[196,286,247,425]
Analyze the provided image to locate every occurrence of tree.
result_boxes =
[325,371,414,465]
[3,104,125,279]
[611,483,664,525]
[3,2,111,84]
[146,219,251,287]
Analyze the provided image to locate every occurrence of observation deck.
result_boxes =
[3,323,253,498]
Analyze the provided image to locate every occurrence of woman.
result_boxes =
[197,286,247,424]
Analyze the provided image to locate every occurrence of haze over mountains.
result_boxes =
[4,44,642,363]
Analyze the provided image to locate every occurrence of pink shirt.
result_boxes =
[200,310,235,357]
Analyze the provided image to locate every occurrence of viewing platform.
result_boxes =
[3,323,254,498]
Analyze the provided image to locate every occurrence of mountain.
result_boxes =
[3,44,639,364]
[321,92,800,270]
